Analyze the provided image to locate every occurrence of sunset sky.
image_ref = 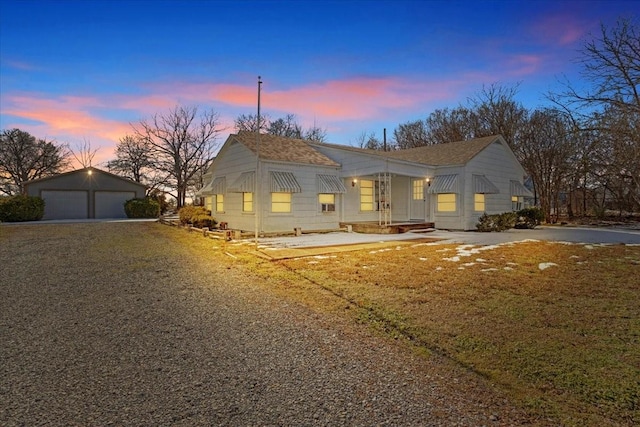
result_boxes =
[0,0,637,167]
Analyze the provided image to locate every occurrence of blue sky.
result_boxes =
[1,0,637,166]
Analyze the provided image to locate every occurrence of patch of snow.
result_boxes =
[463,262,475,267]
[435,266,443,271]
[476,258,487,262]
[308,261,319,264]
[503,266,514,271]
[538,262,558,270]
[506,262,518,266]
[584,245,595,250]
[481,268,499,272]
[419,257,428,261]
[443,256,461,262]
[569,255,580,259]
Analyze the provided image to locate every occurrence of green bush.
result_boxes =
[178,205,198,225]
[124,197,160,218]
[178,205,216,228]
[515,207,544,229]
[0,195,45,222]
[476,212,517,232]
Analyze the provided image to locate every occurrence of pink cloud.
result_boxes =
[2,94,132,167]
[530,14,590,47]
[506,54,544,76]
[1,74,473,165]
[216,77,461,121]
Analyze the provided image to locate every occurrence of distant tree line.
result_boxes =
[2,19,637,218]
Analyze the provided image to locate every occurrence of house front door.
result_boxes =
[410,178,426,220]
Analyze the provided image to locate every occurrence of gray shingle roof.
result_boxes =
[382,135,501,166]
[231,131,340,167]
[231,132,502,168]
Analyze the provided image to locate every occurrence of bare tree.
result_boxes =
[303,125,327,143]
[353,131,384,150]
[0,128,70,195]
[519,109,577,222]
[235,113,269,133]
[70,137,98,168]
[394,119,429,149]
[235,113,327,142]
[548,18,640,213]
[106,134,167,194]
[553,18,640,116]
[267,114,303,138]
[424,107,478,144]
[133,105,223,208]
[469,83,528,149]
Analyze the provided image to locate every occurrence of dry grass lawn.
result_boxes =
[270,240,640,426]
[4,223,637,426]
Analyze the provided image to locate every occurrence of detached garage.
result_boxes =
[24,167,147,220]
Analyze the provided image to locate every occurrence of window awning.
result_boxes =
[210,177,226,194]
[196,180,213,196]
[427,174,458,194]
[317,174,347,193]
[510,180,533,197]
[270,171,302,193]
[228,171,255,192]
[473,175,499,194]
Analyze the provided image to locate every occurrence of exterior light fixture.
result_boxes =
[425,177,431,187]
[352,179,357,187]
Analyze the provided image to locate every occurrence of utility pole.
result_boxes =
[255,76,262,248]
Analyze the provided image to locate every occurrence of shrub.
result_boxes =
[178,205,198,225]
[496,211,517,230]
[476,213,496,232]
[178,205,216,228]
[148,189,170,215]
[124,197,160,218]
[515,207,544,229]
[476,212,517,232]
[0,195,45,222]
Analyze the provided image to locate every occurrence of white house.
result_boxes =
[197,131,532,233]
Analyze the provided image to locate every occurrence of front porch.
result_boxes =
[339,221,435,234]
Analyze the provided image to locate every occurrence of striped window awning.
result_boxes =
[196,180,214,196]
[270,171,302,193]
[510,180,533,197]
[317,174,346,193]
[427,174,458,194]
[210,177,226,194]
[228,171,255,192]
[473,175,500,194]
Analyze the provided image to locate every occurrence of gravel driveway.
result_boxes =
[1,222,530,426]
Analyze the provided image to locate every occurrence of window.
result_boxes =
[204,196,213,212]
[319,193,335,212]
[271,192,291,213]
[474,193,485,211]
[242,192,253,212]
[437,193,456,212]
[360,179,374,211]
[412,179,424,200]
[215,194,224,213]
[512,196,523,211]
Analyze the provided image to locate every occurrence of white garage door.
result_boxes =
[41,190,88,220]
[95,191,135,219]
